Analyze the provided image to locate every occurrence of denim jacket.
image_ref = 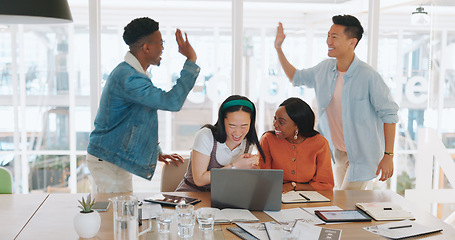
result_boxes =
[293,56,399,182]
[87,58,200,180]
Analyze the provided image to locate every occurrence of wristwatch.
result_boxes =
[384,151,394,156]
[291,182,296,190]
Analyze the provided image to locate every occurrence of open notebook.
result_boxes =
[282,191,330,203]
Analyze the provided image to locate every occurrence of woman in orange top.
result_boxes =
[259,97,334,192]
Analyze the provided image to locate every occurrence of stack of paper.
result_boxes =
[355,202,414,221]
[265,206,343,225]
[363,220,443,239]
[234,221,342,240]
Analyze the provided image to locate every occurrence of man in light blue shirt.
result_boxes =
[274,15,399,190]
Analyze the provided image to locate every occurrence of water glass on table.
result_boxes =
[175,202,195,238]
[156,209,173,234]
[196,207,215,232]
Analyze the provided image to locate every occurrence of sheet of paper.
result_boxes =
[302,205,343,215]
[363,220,443,239]
[140,203,162,220]
[290,221,342,240]
[265,208,325,225]
[263,222,283,240]
[235,222,269,240]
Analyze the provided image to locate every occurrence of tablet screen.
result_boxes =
[315,210,372,222]
[92,201,110,211]
[144,194,201,206]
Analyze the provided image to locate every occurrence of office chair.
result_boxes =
[0,166,13,194]
[160,158,189,192]
[46,185,71,193]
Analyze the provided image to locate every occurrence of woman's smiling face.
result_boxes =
[224,110,251,149]
[273,106,297,141]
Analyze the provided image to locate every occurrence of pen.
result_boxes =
[388,224,412,229]
[299,193,310,201]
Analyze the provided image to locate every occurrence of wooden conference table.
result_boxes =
[4,190,455,239]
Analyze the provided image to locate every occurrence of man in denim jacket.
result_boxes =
[274,15,399,190]
[86,17,200,193]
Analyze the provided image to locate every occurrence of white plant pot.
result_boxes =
[74,210,101,238]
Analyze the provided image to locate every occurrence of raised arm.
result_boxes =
[275,22,296,82]
[175,29,197,63]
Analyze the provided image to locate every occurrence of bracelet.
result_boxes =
[384,151,394,156]
[291,182,296,190]
[231,163,236,169]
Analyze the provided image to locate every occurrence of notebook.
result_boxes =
[281,191,331,203]
[355,202,415,221]
[363,220,443,239]
[210,169,283,211]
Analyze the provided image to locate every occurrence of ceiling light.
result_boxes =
[411,6,430,25]
[0,0,73,24]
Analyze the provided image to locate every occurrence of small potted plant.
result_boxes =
[73,194,101,238]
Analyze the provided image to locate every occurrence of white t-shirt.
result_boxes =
[191,127,253,166]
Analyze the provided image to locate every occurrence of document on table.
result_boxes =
[140,202,162,220]
[235,222,269,240]
[302,206,343,215]
[264,221,342,240]
[363,220,443,239]
[355,202,415,221]
[264,207,325,225]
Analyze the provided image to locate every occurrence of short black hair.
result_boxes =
[123,17,159,46]
[332,15,364,46]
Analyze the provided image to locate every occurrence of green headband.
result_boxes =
[221,99,254,112]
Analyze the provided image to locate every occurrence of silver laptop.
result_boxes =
[210,169,283,211]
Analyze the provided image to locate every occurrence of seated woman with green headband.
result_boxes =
[175,95,266,192]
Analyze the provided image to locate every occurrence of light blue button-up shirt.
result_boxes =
[293,56,399,182]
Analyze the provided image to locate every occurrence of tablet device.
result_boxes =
[315,210,372,222]
[144,194,201,206]
[92,201,110,212]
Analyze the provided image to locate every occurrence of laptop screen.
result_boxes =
[210,169,283,211]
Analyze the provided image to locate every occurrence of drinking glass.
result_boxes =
[109,196,151,240]
[156,209,173,234]
[196,207,215,232]
[175,203,195,238]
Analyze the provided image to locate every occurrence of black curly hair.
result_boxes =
[123,17,159,46]
[279,97,319,138]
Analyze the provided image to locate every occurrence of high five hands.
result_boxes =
[275,22,286,49]
[175,29,197,63]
